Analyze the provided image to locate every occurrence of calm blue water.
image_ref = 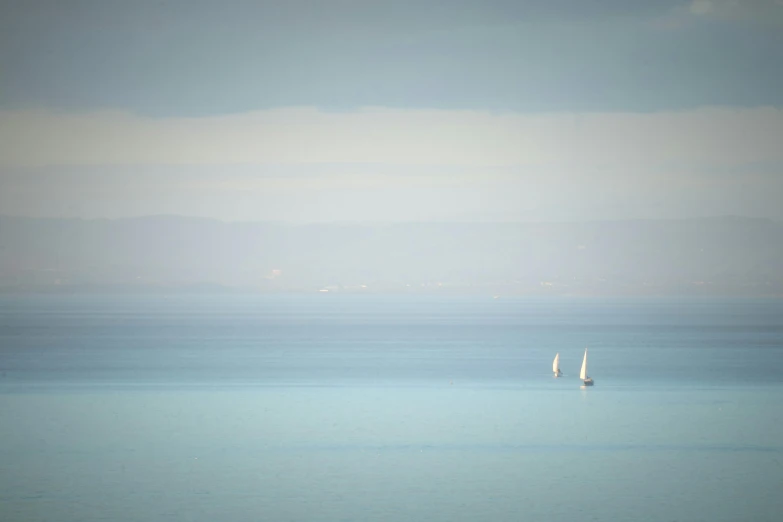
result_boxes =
[1,295,782,521]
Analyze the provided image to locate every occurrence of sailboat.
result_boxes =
[552,353,562,377]
[580,348,594,386]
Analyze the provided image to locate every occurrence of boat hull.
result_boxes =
[582,378,594,386]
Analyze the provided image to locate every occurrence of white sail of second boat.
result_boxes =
[553,353,562,377]
[580,348,594,386]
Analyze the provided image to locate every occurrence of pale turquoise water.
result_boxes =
[1,295,782,521]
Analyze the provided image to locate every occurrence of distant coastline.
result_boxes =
[1,215,781,298]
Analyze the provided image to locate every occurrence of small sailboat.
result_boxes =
[580,348,594,386]
[552,353,562,377]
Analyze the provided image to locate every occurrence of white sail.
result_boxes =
[552,353,560,373]
[579,349,588,380]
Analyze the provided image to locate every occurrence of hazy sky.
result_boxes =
[1,0,782,222]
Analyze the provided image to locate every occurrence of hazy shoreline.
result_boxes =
[2,215,781,297]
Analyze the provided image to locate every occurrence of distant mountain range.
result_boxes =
[0,215,781,296]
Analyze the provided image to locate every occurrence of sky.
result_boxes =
[1,0,782,223]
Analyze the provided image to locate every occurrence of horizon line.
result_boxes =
[1,213,779,226]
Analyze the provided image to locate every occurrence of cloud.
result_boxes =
[686,0,783,24]
[1,106,782,173]
[2,106,781,223]
[689,0,715,14]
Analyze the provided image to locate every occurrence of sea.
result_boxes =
[1,294,782,522]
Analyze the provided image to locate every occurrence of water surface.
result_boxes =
[1,295,782,521]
